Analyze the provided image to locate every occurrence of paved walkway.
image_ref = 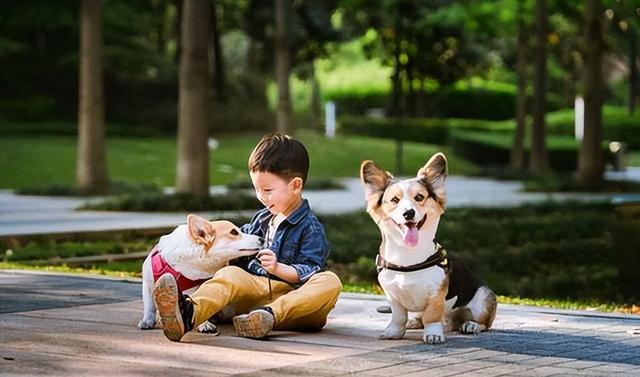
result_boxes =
[0,270,639,376]
[2,169,640,237]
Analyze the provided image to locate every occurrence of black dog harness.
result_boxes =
[376,242,449,273]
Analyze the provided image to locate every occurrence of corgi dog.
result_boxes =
[138,214,262,332]
[360,153,497,344]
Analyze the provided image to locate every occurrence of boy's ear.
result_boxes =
[187,214,216,250]
[289,177,303,192]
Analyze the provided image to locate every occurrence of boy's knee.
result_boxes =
[214,265,249,283]
[312,271,342,296]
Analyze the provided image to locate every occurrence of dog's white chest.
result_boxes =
[379,267,446,312]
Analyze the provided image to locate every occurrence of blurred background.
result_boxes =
[0,0,638,312]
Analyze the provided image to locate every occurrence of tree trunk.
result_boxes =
[629,32,637,114]
[210,0,226,102]
[529,0,549,175]
[176,0,212,195]
[511,4,528,171]
[275,0,293,134]
[578,0,604,184]
[309,65,322,131]
[76,0,108,194]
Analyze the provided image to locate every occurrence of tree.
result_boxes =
[510,0,530,171]
[175,0,212,195]
[529,0,549,175]
[274,0,293,134]
[577,0,604,183]
[76,0,109,193]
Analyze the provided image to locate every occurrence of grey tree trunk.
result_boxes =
[578,0,605,184]
[529,0,549,175]
[275,0,293,134]
[175,0,212,195]
[511,4,528,171]
[76,0,108,193]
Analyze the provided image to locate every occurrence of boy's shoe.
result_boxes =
[154,273,194,342]
[233,308,275,339]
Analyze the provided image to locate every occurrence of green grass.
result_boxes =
[0,130,478,190]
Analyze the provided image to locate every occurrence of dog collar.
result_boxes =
[376,242,449,273]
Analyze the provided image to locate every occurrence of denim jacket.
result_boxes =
[239,199,330,284]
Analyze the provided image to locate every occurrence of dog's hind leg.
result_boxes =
[138,258,157,329]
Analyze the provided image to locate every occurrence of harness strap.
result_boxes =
[150,247,209,291]
[376,242,449,273]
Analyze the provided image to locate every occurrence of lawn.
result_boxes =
[0,130,478,190]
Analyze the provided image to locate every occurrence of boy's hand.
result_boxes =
[257,249,278,274]
[257,249,300,284]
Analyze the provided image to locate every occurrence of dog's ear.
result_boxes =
[360,160,393,209]
[417,153,448,202]
[187,214,216,250]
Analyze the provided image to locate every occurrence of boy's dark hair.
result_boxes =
[248,133,309,184]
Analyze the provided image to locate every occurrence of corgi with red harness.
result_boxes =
[360,153,497,344]
[138,214,262,332]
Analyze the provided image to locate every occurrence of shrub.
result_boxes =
[449,130,614,171]
[338,116,511,145]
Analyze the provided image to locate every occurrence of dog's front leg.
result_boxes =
[421,295,446,344]
[380,300,408,339]
[138,258,157,329]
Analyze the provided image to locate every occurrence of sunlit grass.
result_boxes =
[0,130,478,190]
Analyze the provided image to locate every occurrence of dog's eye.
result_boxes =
[230,229,239,236]
[414,194,425,202]
[390,197,400,204]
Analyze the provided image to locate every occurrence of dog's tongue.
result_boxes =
[403,225,419,247]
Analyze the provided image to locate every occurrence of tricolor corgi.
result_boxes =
[360,153,497,344]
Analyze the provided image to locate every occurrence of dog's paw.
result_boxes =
[423,323,445,344]
[460,321,481,334]
[406,317,424,329]
[138,318,156,330]
[197,321,221,336]
[379,324,405,339]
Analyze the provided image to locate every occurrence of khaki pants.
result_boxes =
[189,266,342,331]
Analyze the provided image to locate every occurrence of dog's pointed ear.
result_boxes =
[187,214,216,250]
[417,153,448,201]
[360,160,393,210]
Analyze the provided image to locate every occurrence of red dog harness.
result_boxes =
[150,247,208,291]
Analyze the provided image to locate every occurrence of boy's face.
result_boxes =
[250,171,303,216]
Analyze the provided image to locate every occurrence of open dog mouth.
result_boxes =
[392,214,427,247]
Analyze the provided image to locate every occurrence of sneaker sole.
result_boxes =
[233,311,274,339]
[154,274,184,342]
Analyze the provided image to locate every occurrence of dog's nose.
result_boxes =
[403,209,415,220]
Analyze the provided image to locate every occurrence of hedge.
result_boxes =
[338,116,512,145]
[449,130,614,171]
[326,88,563,121]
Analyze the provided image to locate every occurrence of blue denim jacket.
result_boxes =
[240,199,330,284]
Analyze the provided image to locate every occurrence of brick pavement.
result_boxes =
[1,270,639,376]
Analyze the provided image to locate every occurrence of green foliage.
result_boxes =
[449,130,614,171]
[338,116,512,145]
[546,106,640,148]
[81,192,261,212]
[324,201,636,303]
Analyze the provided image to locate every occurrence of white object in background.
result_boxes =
[208,137,219,150]
[325,101,336,139]
[574,96,584,141]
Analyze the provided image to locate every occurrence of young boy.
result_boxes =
[153,133,342,341]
